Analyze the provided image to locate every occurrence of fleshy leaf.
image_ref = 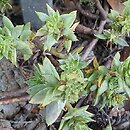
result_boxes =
[2,16,14,31]
[15,40,32,60]
[27,84,47,97]
[2,26,11,36]
[20,22,32,41]
[95,33,107,40]
[36,26,47,36]
[46,4,55,16]
[61,11,77,28]
[44,35,57,51]
[36,11,49,22]
[12,25,24,39]
[45,100,66,126]
[63,28,77,41]
[97,80,108,95]
[30,87,61,106]
[112,52,121,67]
[114,38,128,46]
[59,106,93,130]
[43,57,60,80]
[64,40,72,52]
[108,10,119,20]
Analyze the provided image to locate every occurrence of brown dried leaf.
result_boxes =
[107,0,124,13]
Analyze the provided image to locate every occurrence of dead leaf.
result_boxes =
[71,22,79,31]
[107,0,124,13]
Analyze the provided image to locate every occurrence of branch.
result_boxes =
[0,94,30,104]
[75,2,99,19]
[47,55,60,67]
[95,0,107,20]
[81,20,107,61]
[76,24,96,35]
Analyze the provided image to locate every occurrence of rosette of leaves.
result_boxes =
[84,58,108,93]
[84,54,127,108]
[27,54,90,126]
[0,16,32,65]
[94,75,126,108]
[59,106,94,130]
[27,57,62,106]
[111,52,130,98]
[36,4,77,51]
[59,54,88,103]
[0,0,11,13]
[28,54,88,105]
[27,57,67,126]
[95,0,130,46]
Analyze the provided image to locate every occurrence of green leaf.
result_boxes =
[29,88,49,104]
[0,0,12,13]
[36,26,47,36]
[27,84,47,97]
[2,26,11,36]
[78,61,89,69]
[10,48,17,65]
[112,52,121,67]
[123,0,130,15]
[0,17,32,65]
[98,66,108,74]
[88,72,99,82]
[63,28,77,41]
[2,16,14,31]
[61,11,77,28]
[114,38,128,46]
[64,40,72,52]
[63,106,93,120]
[122,80,130,98]
[46,4,55,16]
[125,76,130,86]
[30,87,61,106]
[43,57,60,80]
[15,40,32,60]
[108,10,119,20]
[45,100,66,126]
[36,11,49,22]
[20,22,32,41]
[94,33,107,40]
[44,35,57,51]
[97,80,108,95]
[59,106,93,130]
[12,25,24,39]
[90,85,97,91]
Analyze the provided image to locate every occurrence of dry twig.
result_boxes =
[81,20,107,60]
[76,24,96,35]
[75,2,99,19]
[95,0,107,20]
[0,94,30,104]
